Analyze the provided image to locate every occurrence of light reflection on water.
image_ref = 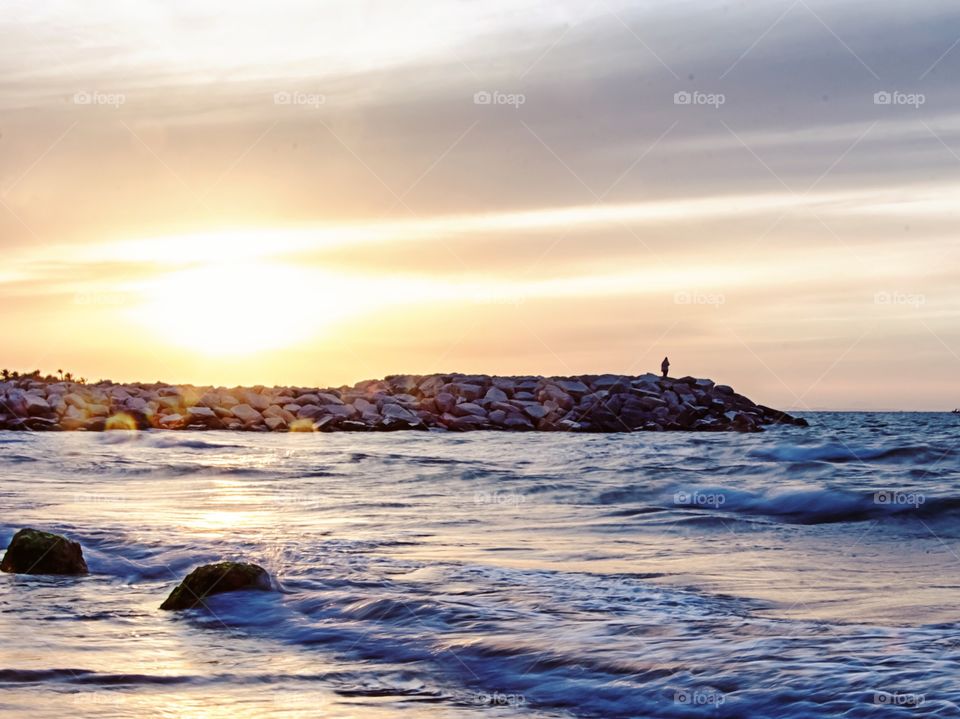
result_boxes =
[1,414,959,718]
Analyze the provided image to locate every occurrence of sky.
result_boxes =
[1,0,958,410]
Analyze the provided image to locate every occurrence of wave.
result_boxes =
[749,442,949,464]
[0,668,196,685]
[670,486,960,525]
[97,433,238,450]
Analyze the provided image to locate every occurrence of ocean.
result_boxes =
[1,413,958,718]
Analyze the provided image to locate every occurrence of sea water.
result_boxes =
[1,413,958,717]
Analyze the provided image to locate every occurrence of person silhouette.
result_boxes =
[661,356,670,378]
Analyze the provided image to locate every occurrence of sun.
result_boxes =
[135,262,325,356]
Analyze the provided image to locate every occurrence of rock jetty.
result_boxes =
[0,373,807,433]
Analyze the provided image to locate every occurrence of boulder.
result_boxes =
[185,406,222,429]
[64,393,87,409]
[522,403,549,420]
[448,383,484,402]
[484,387,509,403]
[83,417,107,431]
[24,395,53,417]
[591,374,625,391]
[187,406,217,421]
[158,413,185,429]
[325,404,358,419]
[297,404,325,420]
[452,402,486,418]
[381,403,419,424]
[264,416,287,431]
[418,375,446,397]
[352,398,376,414]
[1,528,88,575]
[231,404,263,424]
[159,562,272,610]
[243,391,272,411]
[434,392,456,413]
[443,414,489,431]
[504,414,534,430]
[157,396,182,412]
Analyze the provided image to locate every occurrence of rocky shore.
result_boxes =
[0,372,807,433]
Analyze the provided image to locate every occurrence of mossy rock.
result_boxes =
[0,528,88,575]
[160,562,271,610]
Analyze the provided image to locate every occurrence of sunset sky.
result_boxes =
[2,0,959,409]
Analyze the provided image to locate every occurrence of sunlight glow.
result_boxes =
[136,263,326,355]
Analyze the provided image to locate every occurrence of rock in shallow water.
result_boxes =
[0,528,88,575]
[159,562,272,610]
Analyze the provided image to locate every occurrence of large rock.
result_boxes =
[24,395,53,417]
[1,528,88,575]
[452,402,486,418]
[231,404,262,424]
[555,379,589,396]
[160,562,272,610]
[484,387,509,403]
[381,403,419,424]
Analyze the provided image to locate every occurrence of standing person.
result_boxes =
[661,356,670,378]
